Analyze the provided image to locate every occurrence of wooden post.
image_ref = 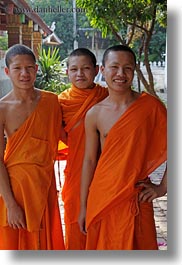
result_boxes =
[33,31,42,59]
[6,14,21,47]
[22,22,33,49]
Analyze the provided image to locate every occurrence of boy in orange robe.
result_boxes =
[0,44,65,250]
[58,48,108,249]
[78,45,167,250]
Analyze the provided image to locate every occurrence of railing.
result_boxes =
[138,61,165,67]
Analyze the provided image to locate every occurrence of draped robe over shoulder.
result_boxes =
[86,92,167,250]
[58,84,108,249]
[0,91,65,250]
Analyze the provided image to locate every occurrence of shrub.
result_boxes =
[35,47,70,94]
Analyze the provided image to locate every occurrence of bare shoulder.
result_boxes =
[0,92,12,119]
[85,97,109,130]
[0,94,11,148]
[87,96,109,116]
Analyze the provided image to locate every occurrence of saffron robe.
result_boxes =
[58,84,108,249]
[86,92,167,250]
[0,91,65,250]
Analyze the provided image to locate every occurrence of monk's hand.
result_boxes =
[7,203,27,229]
[136,181,166,203]
[78,207,87,235]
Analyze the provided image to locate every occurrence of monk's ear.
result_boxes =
[35,64,39,72]
[66,69,68,75]
[95,64,99,76]
[4,67,9,76]
[100,65,105,76]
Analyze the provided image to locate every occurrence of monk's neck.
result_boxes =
[11,87,39,103]
[108,89,137,106]
[72,83,96,91]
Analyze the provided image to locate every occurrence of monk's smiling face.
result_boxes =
[67,55,99,89]
[5,54,38,92]
[101,51,135,93]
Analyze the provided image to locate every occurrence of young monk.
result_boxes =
[58,48,108,249]
[0,44,65,250]
[78,45,167,250]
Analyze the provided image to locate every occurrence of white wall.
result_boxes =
[0,59,12,98]
[133,62,166,92]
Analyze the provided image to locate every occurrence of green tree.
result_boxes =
[76,0,167,96]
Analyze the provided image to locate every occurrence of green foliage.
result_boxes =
[148,25,166,62]
[0,35,8,50]
[76,0,167,42]
[38,46,60,82]
[36,46,70,94]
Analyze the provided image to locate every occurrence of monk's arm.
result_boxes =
[137,163,167,202]
[0,111,26,229]
[58,103,68,145]
[0,114,15,209]
[78,109,99,234]
[60,123,67,145]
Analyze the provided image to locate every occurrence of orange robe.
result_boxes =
[0,91,65,250]
[58,84,108,249]
[86,92,167,250]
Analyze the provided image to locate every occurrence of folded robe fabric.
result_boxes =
[0,90,65,250]
[85,92,167,250]
[58,84,108,249]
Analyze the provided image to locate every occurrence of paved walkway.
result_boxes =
[150,162,167,250]
[55,161,167,250]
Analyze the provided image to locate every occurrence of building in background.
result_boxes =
[0,0,62,58]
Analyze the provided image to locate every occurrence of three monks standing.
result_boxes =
[0,43,167,250]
